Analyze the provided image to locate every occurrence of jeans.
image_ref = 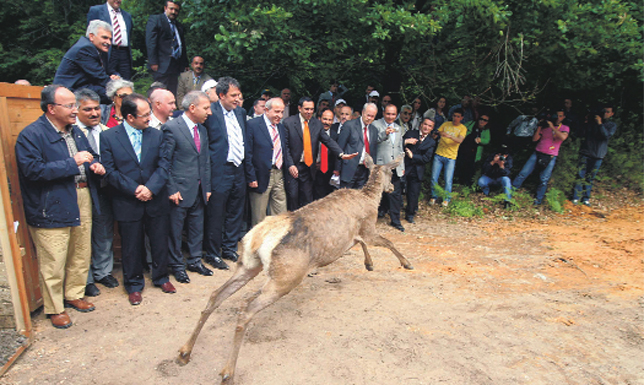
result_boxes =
[478,175,512,201]
[431,155,456,201]
[573,156,603,202]
[512,152,557,205]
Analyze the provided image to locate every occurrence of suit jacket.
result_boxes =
[204,102,250,187]
[86,3,133,69]
[15,115,100,228]
[245,117,293,194]
[145,13,189,75]
[282,114,343,179]
[53,36,111,91]
[336,118,383,183]
[372,118,405,177]
[176,71,213,106]
[403,130,437,181]
[100,124,170,221]
[162,117,211,207]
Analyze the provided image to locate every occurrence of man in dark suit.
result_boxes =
[163,91,213,283]
[313,109,339,199]
[87,0,133,80]
[203,77,248,269]
[403,117,438,223]
[100,93,176,306]
[336,103,384,189]
[145,1,189,96]
[176,56,214,107]
[246,98,293,226]
[54,20,120,104]
[282,97,355,210]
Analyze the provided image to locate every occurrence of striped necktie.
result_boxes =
[112,9,122,47]
[271,124,282,169]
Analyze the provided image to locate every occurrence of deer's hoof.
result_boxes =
[176,350,191,366]
[365,264,374,271]
[221,372,234,384]
[404,264,414,270]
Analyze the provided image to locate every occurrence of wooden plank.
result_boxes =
[0,83,42,99]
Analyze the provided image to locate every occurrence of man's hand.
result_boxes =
[340,152,359,160]
[405,138,418,145]
[206,192,211,201]
[405,148,413,159]
[475,137,481,144]
[150,64,159,72]
[74,151,93,166]
[169,191,183,205]
[248,181,258,188]
[385,127,396,135]
[333,170,340,176]
[90,162,105,175]
[135,185,153,201]
[289,165,299,179]
[595,115,603,125]
[109,74,121,81]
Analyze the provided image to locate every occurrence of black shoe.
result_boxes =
[405,216,415,224]
[173,270,190,284]
[96,274,119,288]
[389,222,405,232]
[503,201,511,209]
[377,211,386,218]
[85,283,100,297]
[203,255,229,270]
[187,262,214,276]
[222,251,239,262]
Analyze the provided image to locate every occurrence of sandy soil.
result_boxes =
[1,202,642,385]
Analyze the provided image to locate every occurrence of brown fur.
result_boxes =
[176,154,412,384]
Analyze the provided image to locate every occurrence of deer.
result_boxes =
[177,154,413,384]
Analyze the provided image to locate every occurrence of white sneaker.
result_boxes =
[442,201,449,207]
[572,199,579,204]
[582,200,590,206]
[429,199,436,206]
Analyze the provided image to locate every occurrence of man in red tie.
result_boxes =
[336,103,385,189]
[162,91,213,284]
[313,109,339,199]
[246,98,293,226]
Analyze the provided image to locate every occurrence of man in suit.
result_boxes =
[336,103,384,189]
[203,77,247,269]
[282,97,356,210]
[280,88,297,121]
[54,20,120,104]
[313,109,339,199]
[100,93,176,306]
[373,104,405,231]
[403,117,438,223]
[163,91,213,283]
[15,85,105,328]
[145,1,189,96]
[87,0,133,80]
[176,56,213,108]
[73,89,119,298]
[149,88,176,129]
[331,105,353,137]
[246,98,293,226]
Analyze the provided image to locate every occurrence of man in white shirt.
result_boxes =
[149,88,176,129]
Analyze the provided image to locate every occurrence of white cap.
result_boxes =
[369,90,380,97]
[335,98,347,106]
[201,79,218,92]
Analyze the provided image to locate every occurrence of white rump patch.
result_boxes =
[241,216,293,271]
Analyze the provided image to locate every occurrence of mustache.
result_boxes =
[88,115,99,120]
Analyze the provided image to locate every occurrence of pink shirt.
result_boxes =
[535,124,569,156]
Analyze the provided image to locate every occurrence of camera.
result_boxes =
[499,155,506,161]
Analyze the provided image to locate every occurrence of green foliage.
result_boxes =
[545,188,565,213]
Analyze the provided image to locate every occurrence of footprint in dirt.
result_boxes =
[156,358,180,377]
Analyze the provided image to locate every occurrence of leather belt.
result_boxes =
[75,182,88,189]
[112,45,129,50]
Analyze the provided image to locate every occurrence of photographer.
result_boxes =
[572,104,617,206]
[478,144,513,208]
[512,109,570,205]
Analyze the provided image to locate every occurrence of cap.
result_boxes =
[369,90,380,97]
[335,99,347,106]
[201,79,218,92]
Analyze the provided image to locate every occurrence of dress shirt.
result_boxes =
[263,114,281,167]
[107,3,128,47]
[123,121,142,161]
[181,113,197,140]
[220,101,244,165]
[358,117,369,165]
[166,15,182,57]
[47,117,86,183]
[298,113,310,163]
[75,118,101,155]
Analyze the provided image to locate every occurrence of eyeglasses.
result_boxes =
[136,112,152,118]
[479,118,489,122]
[116,93,131,98]
[53,103,77,110]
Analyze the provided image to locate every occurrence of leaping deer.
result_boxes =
[177,154,413,384]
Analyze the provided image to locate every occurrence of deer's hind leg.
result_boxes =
[367,234,414,270]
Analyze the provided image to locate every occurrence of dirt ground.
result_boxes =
[1,201,643,385]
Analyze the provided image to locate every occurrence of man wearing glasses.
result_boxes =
[15,85,106,329]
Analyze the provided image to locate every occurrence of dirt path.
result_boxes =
[1,204,642,385]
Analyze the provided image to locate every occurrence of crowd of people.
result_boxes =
[13,0,618,329]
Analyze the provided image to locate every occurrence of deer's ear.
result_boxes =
[364,153,375,171]
[387,154,403,170]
